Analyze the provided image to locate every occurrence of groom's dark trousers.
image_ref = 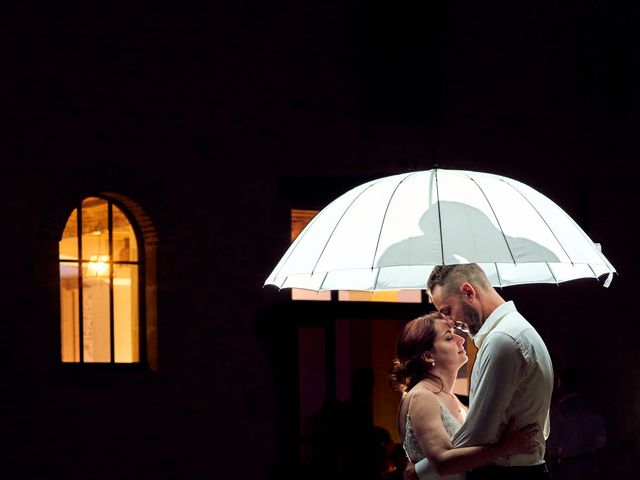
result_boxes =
[467,463,551,480]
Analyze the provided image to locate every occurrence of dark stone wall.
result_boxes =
[2,1,638,478]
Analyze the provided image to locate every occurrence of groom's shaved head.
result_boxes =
[427,264,492,298]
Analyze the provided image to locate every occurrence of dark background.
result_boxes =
[1,1,637,478]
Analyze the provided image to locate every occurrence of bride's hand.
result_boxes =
[403,461,418,480]
[498,417,538,456]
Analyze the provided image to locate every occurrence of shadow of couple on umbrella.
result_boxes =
[377,200,560,271]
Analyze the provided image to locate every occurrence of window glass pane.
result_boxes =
[60,208,79,261]
[113,205,138,262]
[113,264,139,363]
[81,197,110,262]
[82,266,111,363]
[60,262,80,362]
[291,289,332,301]
[338,290,422,303]
[291,209,318,241]
[396,290,423,303]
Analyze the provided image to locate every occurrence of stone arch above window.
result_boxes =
[39,165,176,244]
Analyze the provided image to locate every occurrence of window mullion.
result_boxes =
[108,201,115,364]
[78,202,84,363]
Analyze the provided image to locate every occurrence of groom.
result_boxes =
[407,264,553,480]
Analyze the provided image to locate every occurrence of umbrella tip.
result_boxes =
[603,272,613,288]
[432,144,439,166]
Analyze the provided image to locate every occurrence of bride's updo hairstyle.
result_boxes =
[389,311,444,394]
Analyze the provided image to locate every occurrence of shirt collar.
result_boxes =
[473,300,516,349]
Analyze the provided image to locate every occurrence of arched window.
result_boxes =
[58,197,142,363]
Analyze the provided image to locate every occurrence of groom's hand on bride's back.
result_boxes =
[404,462,418,480]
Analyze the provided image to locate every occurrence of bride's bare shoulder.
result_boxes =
[406,386,440,413]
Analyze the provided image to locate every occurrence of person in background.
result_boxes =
[336,367,381,480]
[547,366,607,480]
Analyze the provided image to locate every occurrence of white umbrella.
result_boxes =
[265,168,616,291]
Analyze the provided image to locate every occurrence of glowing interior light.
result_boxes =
[87,255,110,276]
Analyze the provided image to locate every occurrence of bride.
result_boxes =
[389,312,537,479]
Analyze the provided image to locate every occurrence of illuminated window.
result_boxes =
[291,209,422,303]
[59,197,141,363]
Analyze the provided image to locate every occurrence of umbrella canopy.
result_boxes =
[265,168,616,291]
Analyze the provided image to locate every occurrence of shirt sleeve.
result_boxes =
[451,332,525,448]
[415,457,439,480]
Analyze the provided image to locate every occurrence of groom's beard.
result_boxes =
[461,302,482,336]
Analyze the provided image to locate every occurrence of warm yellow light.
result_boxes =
[87,255,110,276]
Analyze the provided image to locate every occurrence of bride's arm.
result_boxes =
[411,391,536,477]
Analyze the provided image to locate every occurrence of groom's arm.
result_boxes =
[453,334,524,447]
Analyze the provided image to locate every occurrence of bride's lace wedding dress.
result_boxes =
[403,398,466,480]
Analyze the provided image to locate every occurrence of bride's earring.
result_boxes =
[422,352,436,368]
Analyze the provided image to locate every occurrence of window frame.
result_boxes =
[59,195,147,365]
